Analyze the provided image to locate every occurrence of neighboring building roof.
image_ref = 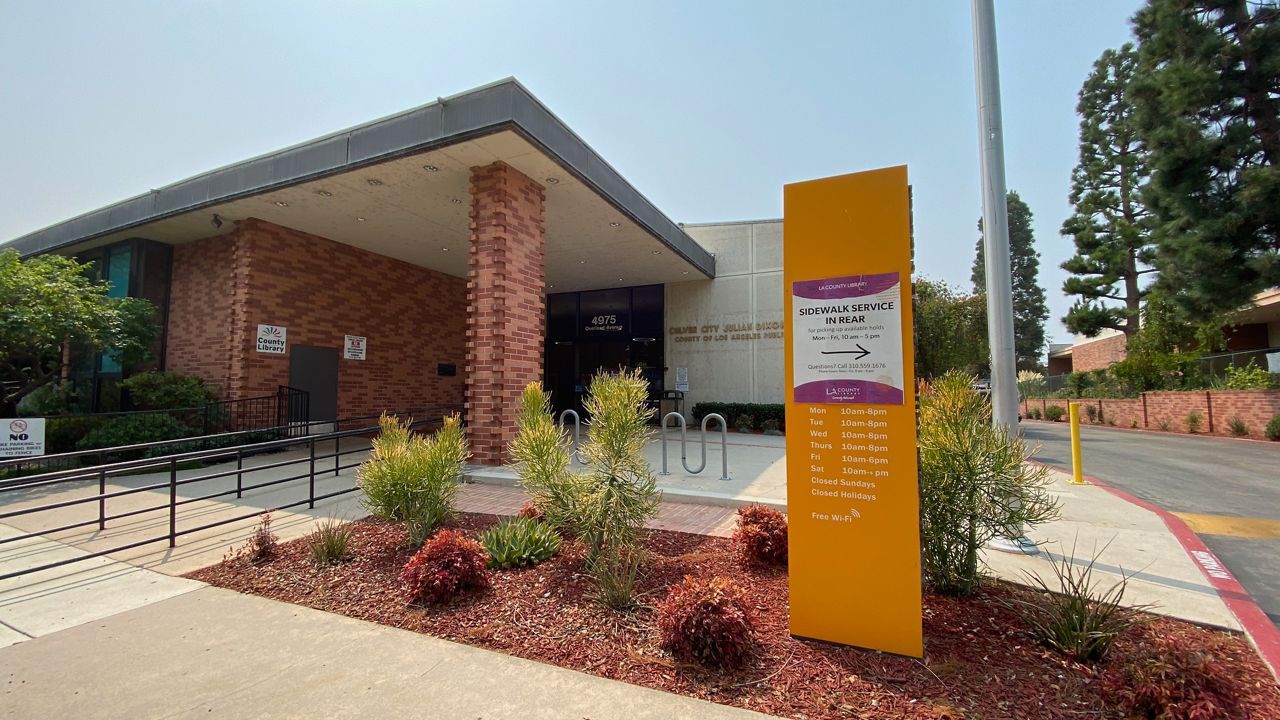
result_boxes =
[1,78,715,279]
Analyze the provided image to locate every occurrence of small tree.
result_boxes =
[973,192,1050,370]
[918,372,1059,595]
[512,370,660,607]
[913,278,989,379]
[0,249,157,412]
[1060,43,1157,340]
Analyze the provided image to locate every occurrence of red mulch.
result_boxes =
[189,515,1280,720]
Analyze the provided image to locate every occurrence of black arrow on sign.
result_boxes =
[820,344,871,359]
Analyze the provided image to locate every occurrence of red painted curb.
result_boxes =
[1036,460,1280,680]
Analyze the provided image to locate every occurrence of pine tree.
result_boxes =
[1132,0,1280,316]
[1061,44,1157,340]
[972,191,1050,370]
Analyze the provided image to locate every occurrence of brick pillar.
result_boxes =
[465,162,546,465]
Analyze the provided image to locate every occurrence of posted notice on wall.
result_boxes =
[256,324,287,354]
[2,418,45,457]
[791,272,904,405]
[675,367,689,392]
[344,335,367,360]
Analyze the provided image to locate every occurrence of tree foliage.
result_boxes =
[1061,43,1158,339]
[0,249,157,412]
[913,279,988,379]
[1132,0,1280,316]
[973,191,1050,370]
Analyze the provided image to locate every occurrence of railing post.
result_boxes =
[334,436,340,477]
[98,467,106,531]
[168,457,177,548]
[308,437,316,509]
[236,448,243,499]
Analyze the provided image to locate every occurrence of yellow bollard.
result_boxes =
[1068,402,1084,485]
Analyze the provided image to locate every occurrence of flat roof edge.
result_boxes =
[3,78,715,279]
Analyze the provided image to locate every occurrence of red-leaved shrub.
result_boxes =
[400,529,490,604]
[733,504,787,566]
[657,575,756,668]
[517,501,543,521]
[1102,635,1239,720]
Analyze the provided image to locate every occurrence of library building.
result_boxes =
[5,79,787,465]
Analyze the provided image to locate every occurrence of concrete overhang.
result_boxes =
[2,78,715,292]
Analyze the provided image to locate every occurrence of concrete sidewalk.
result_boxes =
[0,585,771,720]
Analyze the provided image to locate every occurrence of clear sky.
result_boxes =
[0,1,1144,345]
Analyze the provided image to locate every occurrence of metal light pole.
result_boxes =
[972,0,1035,554]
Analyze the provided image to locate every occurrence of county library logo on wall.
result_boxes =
[256,324,287,354]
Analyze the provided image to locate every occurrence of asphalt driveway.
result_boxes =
[1023,421,1280,627]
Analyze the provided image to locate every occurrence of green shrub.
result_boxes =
[45,416,106,454]
[513,371,660,608]
[400,529,489,604]
[16,381,80,416]
[1227,417,1249,437]
[1157,419,1172,431]
[1084,404,1099,423]
[733,504,788,566]
[733,413,755,433]
[1222,362,1271,390]
[691,402,784,431]
[1045,405,1066,422]
[918,372,1058,596]
[1267,415,1280,441]
[1130,419,1139,429]
[515,373,659,560]
[1007,540,1146,664]
[358,414,469,547]
[588,545,645,610]
[307,517,354,566]
[760,418,782,435]
[1029,407,1042,420]
[1184,411,1203,434]
[121,371,219,410]
[75,413,190,460]
[480,517,561,569]
[658,575,757,668]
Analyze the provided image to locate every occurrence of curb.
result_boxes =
[1021,418,1279,446]
[1040,462,1280,680]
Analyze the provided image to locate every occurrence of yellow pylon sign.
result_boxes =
[783,166,922,658]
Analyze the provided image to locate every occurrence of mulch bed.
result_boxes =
[189,514,1280,719]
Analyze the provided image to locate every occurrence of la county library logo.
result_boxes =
[256,324,287,354]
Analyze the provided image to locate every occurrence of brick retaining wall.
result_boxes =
[1023,390,1280,440]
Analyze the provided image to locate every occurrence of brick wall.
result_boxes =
[1023,390,1280,440]
[465,161,546,465]
[166,235,236,393]
[1069,333,1128,372]
[166,218,467,419]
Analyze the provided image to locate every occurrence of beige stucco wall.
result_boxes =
[664,220,784,412]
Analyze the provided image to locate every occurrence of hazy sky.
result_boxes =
[0,1,1144,344]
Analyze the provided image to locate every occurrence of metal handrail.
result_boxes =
[0,405,458,477]
[659,411,729,480]
[0,415,445,582]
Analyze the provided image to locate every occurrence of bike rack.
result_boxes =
[659,412,730,481]
[557,409,589,465]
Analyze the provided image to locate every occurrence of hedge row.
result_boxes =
[690,403,785,431]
